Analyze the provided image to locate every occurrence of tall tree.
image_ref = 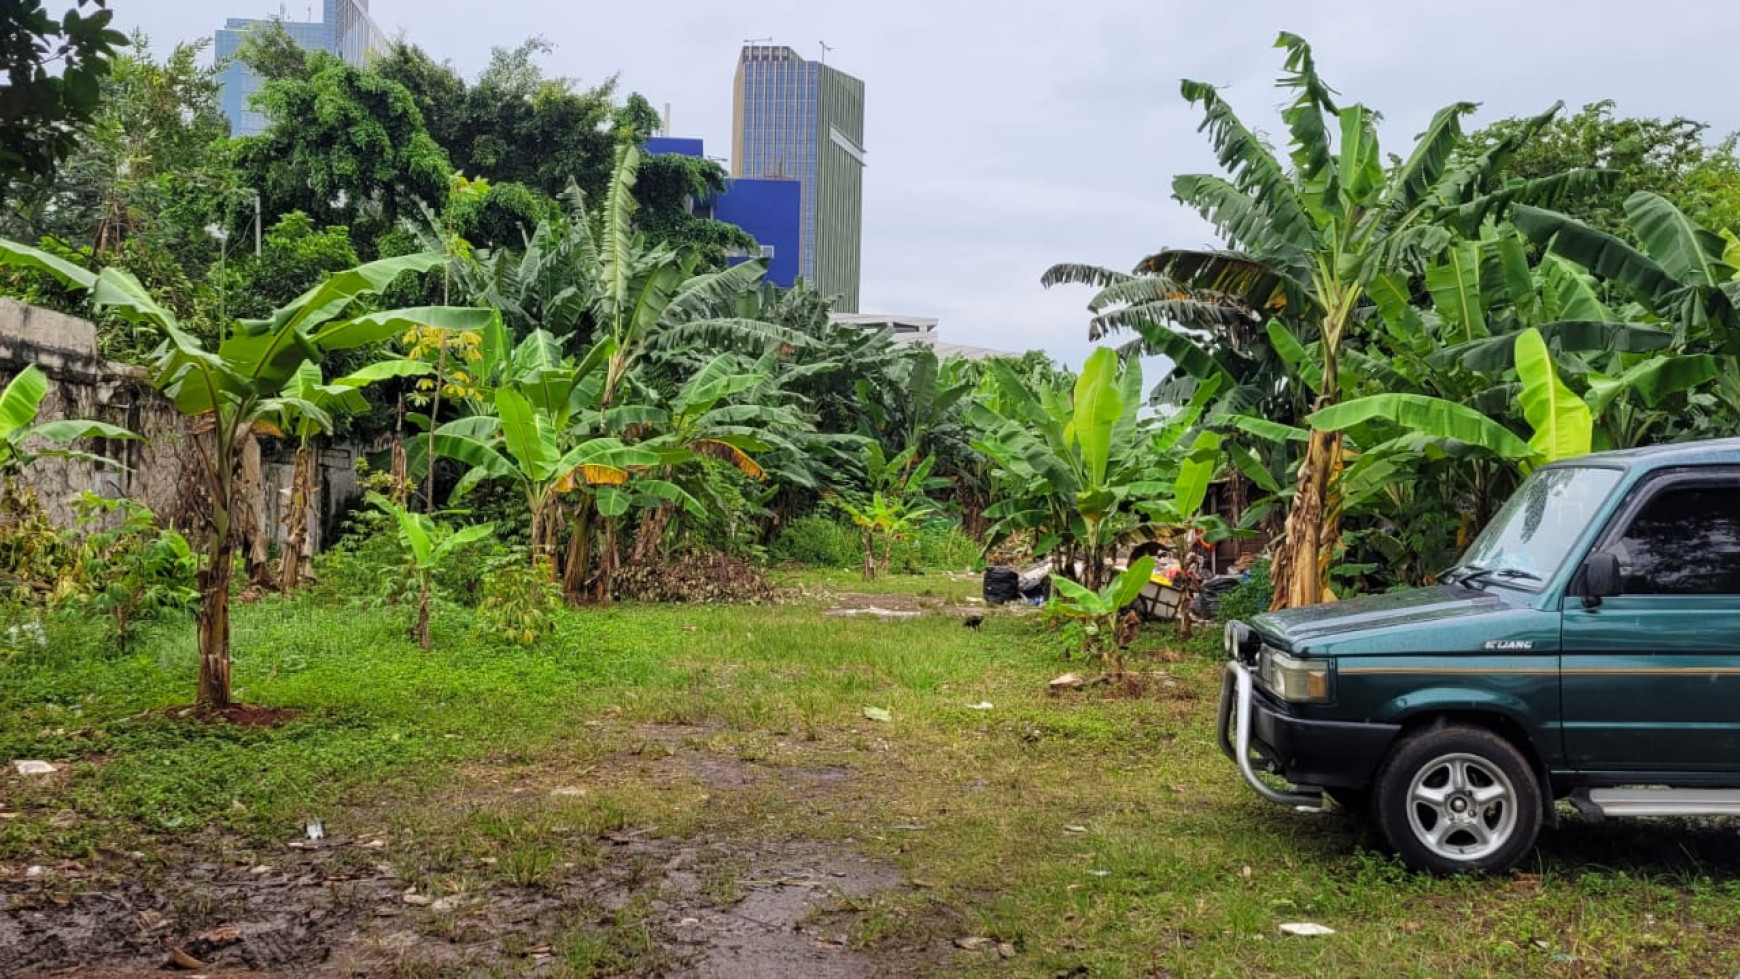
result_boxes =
[0,0,127,199]
[234,45,451,248]
[1469,101,1740,238]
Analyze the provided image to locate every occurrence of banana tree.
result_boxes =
[833,443,941,580]
[268,359,435,589]
[2,237,494,708]
[1045,34,1608,608]
[1048,556,1156,680]
[970,347,1151,588]
[435,381,660,570]
[1514,191,1740,440]
[366,492,494,652]
[624,353,805,565]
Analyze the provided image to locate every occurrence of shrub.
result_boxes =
[1217,560,1273,623]
[889,519,981,573]
[476,553,563,646]
[770,515,859,568]
[60,494,198,651]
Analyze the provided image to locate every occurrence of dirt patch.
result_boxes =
[605,835,944,979]
[1,830,939,978]
[824,592,993,620]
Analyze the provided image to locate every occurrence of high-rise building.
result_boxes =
[215,0,384,137]
[731,45,865,312]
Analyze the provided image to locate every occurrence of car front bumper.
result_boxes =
[1216,662,1400,804]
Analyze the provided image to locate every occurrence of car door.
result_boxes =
[1560,468,1740,775]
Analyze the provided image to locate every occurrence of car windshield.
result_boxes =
[1455,466,1623,589]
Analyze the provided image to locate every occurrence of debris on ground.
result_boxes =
[1049,673,1084,692]
[966,702,994,710]
[1279,922,1336,937]
[12,760,56,775]
[612,551,778,604]
[862,707,892,723]
[826,605,922,619]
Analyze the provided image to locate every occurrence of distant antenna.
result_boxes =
[818,40,833,64]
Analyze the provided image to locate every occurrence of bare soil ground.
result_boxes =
[1,723,948,978]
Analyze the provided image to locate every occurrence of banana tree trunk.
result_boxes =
[278,441,316,590]
[413,580,432,652]
[236,431,274,590]
[861,527,876,581]
[1270,427,1342,610]
[563,499,593,597]
[196,426,239,709]
[196,540,234,707]
[630,503,674,567]
[591,519,619,603]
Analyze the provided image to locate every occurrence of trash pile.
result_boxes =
[981,563,1052,606]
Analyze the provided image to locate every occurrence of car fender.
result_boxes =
[1369,685,1559,768]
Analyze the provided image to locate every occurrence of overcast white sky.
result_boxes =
[117,0,1739,369]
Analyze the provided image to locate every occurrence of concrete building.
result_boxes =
[644,136,803,289]
[731,45,865,311]
[215,0,384,136]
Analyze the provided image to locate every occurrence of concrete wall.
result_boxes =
[1,299,361,552]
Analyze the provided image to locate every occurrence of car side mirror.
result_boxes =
[1582,551,1623,605]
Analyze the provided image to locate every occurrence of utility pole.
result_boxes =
[818,40,833,64]
[253,192,262,257]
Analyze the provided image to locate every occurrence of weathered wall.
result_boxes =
[1,299,361,551]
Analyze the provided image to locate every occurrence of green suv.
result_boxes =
[1217,438,1740,874]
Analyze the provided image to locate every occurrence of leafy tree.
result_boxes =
[637,152,758,264]
[0,0,127,198]
[235,45,451,248]
[1469,102,1740,237]
[1,237,492,708]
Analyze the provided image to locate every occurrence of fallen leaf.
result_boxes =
[954,936,994,950]
[169,947,208,970]
[1063,825,1089,834]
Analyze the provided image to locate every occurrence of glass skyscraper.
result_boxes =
[731,46,865,312]
[215,0,382,136]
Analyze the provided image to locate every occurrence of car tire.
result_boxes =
[1372,724,1542,875]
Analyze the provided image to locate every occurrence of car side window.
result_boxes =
[1612,481,1740,595]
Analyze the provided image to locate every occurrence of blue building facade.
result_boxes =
[215,0,381,136]
[644,138,803,290]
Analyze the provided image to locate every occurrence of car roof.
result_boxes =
[1546,437,1740,470]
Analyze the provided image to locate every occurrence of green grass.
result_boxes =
[6,578,1740,976]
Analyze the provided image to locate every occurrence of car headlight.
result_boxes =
[1256,647,1331,703]
[1224,621,1260,664]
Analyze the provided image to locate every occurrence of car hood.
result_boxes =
[1248,584,1512,650]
